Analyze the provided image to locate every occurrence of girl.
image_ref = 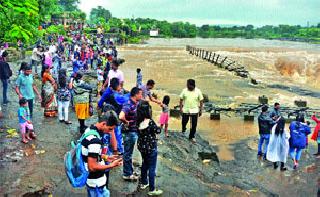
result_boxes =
[266,117,289,171]
[57,69,72,124]
[137,101,163,196]
[159,95,170,137]
[41,64,58,117]
[18,98,36,143]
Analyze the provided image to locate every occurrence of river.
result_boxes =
[118,38,320,160]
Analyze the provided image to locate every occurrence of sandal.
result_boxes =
[30,132,37,139]
[21,139,28,144]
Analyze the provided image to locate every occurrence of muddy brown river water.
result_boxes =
[119,38,320,161]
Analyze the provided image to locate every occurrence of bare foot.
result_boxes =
[21,139,28,144]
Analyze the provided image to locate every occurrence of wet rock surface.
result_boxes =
[1,50,320,196]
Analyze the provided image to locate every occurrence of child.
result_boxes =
[159,95,170,137]
[137,101,163,196]
[18,98,36,143]
[57,69,72,124]
[136,68,142,87]
[97,63,104,95]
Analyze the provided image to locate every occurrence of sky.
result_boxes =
[79,0,320,27]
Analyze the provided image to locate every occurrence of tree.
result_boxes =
[89,6,112,23]
[0,0,40,44]
[38,0,61,21]
[58,0,79,12]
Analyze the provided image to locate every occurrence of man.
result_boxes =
[103,59,124,89]
[0,51,11,105]
[81,114,123,197]
[119,87,142,181]
[98,78,128,154]
[258,105,277,159]
[15,65,42,118]
[139,79,162,105]
[270,102,281,120]
[179,79,204,143]
[31,45,43,76]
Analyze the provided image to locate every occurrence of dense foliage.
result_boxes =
[0,2,319,45]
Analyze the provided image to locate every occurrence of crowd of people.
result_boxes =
[0,31,206,197]
[1,31,319,197]
[257,103,319,171]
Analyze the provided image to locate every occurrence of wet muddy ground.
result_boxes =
[0,39,320,196]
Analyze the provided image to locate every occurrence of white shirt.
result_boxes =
[108,69,124,86]
[32,48,41,61]
[49,45,57,54]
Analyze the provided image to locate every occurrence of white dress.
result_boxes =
[266,124,290,163]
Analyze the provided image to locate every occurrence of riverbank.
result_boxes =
[1,41,320,196]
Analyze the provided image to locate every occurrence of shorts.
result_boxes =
[19,122,34,134]
[159,112,169,125]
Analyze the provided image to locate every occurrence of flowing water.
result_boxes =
[1,38,319,196]
[119,38,320,160]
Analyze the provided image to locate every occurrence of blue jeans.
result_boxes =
[123,132,138,176]
[258,134,270,155]
[86,186,109,197]
[115,125,124,153]
[1,79,8,103]
[289,147,303,161]
[140,150,158,191]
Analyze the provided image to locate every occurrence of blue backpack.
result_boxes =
[64,129,100,188]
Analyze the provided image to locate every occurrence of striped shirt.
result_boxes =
[81,126,106,188]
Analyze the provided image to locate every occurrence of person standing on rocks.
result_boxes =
[102,58,125,90]
[119,87,142,181]
[72,71,92,134]
[289,115,311,169]
[15,65,42,118]
[266,117,289,171]
[0,51,12,105]
[136,101,163,195]
[139,79,162,105]
[31,45,43,77]
[179,79,204,143]
[257,105,276,160]
[311,113,320,158]
[270,103,281,120]
[81,114,123,197]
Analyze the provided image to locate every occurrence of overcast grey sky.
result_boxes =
[79,0,320,26]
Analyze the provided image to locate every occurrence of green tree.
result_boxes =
[58,0,79,12]
[0,0,39,44]
[90,6,112,23]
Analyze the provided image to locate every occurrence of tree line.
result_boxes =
[0,1,319,45]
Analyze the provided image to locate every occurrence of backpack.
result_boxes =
[64,129,100,188]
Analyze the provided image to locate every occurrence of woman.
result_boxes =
[311,113,320,157]
[41,64,58,117]
[72,71,92,133]
[266,117,289,171]
[289,116,311,169]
